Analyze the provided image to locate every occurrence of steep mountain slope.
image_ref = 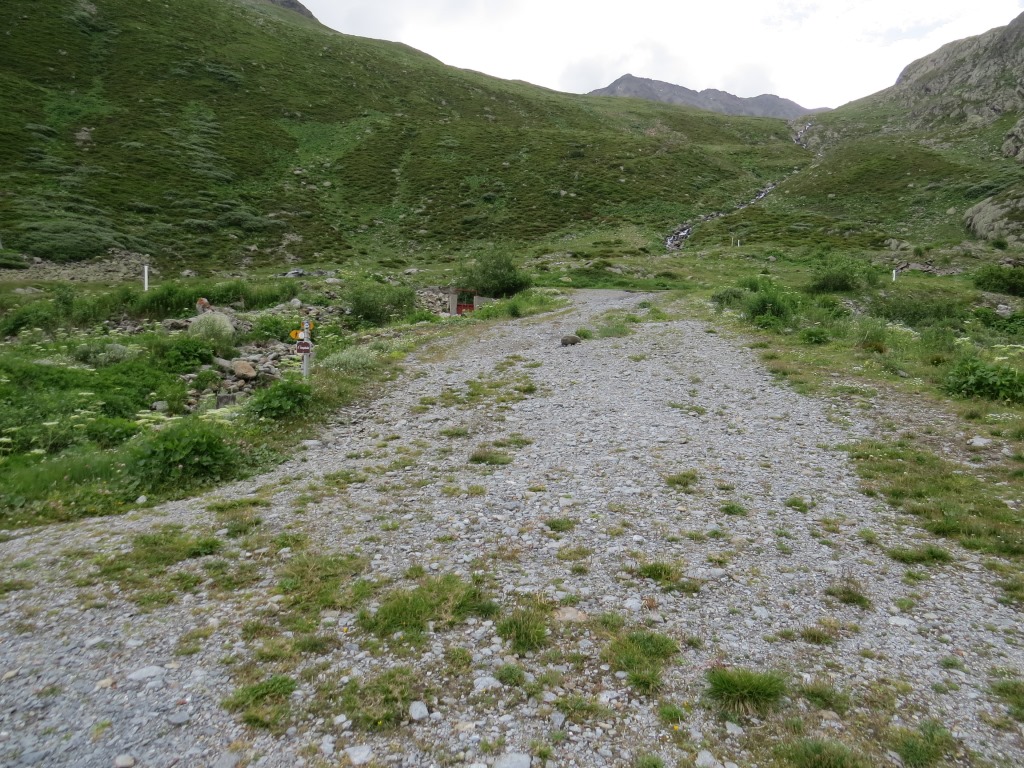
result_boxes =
[688,13,1024,251]
[589,73,828,119]
[0,0,805,268]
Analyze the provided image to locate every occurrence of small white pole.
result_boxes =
[892,269,897,282]
[144,265,149,291]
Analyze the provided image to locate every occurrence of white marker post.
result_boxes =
[892,269,898,282]
[301,318,313,378]
[143,264,149,292]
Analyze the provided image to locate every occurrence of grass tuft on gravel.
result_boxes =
[705,667,788,717]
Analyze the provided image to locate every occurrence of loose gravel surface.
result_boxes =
[1,290,1022,768]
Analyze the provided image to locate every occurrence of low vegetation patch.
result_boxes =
[340,667,422,731]
[359,574,498,641]
[889,720,955,768]
[631,561,700,594]
[886,544,953,566]
[705,667,787,717]
[497,605,551,654]
[603,630,679,694]
[780,738,870,768]
[664,470,700,491]
[222,675,297,733]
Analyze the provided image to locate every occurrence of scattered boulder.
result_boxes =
[231,360,258,380]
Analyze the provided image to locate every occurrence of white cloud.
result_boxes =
[302,0,1024,107]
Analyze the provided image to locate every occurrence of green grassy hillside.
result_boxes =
[689,98,1021,251]
[0,0,805,268]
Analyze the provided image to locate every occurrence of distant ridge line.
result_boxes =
[588,73,831,119]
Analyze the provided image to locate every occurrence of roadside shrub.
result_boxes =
[127,419,242,492]
[944,357,1024,403]
[84,416,140,448]
[711,286,745,309]
[346,282,416,326]
[799,327,830,345]
[870,287,968,328]
[460,251,532,298]
[319,346,382,374]
[72,341,138,367]
[0,300,62,337]
[974,265,1024,296]
[807,257,866,293]
[246,377,312,420]
[149,335,215,373]
[742,282,800,329]
[244,314,294,343]
[188,313,235,346]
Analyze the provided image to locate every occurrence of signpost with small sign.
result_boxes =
[293,319,315,377]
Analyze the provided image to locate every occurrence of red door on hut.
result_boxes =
[450,289,476,315]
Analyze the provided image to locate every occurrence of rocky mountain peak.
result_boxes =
[262,0,316,19]
[588,73,829,119]
[890,11,1024,125]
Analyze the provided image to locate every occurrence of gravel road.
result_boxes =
[1,290,1021,768]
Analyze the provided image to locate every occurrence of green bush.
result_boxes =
[246,378,313,420]
[871,287,968,328]
[742,282,801,329]
[974,265,1024,296]
[127,419,242,492]
[244,314,295,343]
[346,282,416,326]
[319,346,382,374]
[149,335,216,373]
[84,417,140,448]
[188,312,235,345]
[0,301,62,337]
[944,357,1024,403]
[711,286,745,309]
[705,667,787,716]
[807,257,867,293]
[460,251,532,298]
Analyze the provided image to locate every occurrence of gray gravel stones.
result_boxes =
[1,290,1022,767]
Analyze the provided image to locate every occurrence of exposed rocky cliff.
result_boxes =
[588,73,829,119]
[884,11,1024,130]
[263,0,315,19]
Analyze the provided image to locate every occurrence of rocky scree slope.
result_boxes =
[0,292,1021,768]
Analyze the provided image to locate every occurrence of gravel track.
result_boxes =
[1,290,1021,768]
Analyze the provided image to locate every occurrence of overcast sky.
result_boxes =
[299,0,1023,108]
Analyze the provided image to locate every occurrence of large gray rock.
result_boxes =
[493,755,531,768]
[232,359,258,380]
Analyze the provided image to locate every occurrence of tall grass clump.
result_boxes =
[246,378,313,420]
[460,251,532,298]
[705,667,787,716]
[126,418,243,493]
[319,346,382,374]
[807,257,875,293]
[944,356,1024,403]
[742,281,801,329]
[974,265,1024,297]
[781,739,871,768]
[471,289,562,320]
[188,312,235,346]
[870,286,970,328]
[346,282,416,326]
